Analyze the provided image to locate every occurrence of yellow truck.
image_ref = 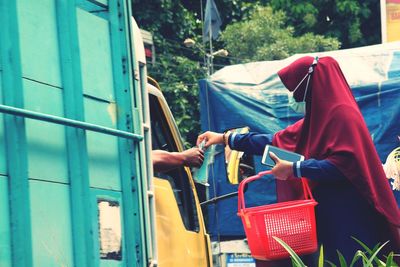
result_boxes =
[133,16,213,267]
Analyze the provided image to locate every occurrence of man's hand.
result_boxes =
[269,152,294,180]
[182,147,204,168]
[197,131,224,149]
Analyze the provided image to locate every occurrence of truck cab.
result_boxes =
[131,16,212,267]
[147,82,212,267]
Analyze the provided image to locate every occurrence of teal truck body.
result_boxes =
[0,0,154,266]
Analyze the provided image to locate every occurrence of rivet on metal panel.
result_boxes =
[126,114,131,128]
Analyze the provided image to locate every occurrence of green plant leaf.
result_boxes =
[337,250,348,267]
[351,237,385,266]
[349,250,366,267]
[272,236,306,267]
[291,257,297,267]
[325,260,337,267]
[365,241,389,267]
[351,237,373,254]
[318,245,324,267]
[389,253,400,267]
[385,252,394,267]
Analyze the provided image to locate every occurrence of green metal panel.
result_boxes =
[77,0,108,15]
[56,1,94,267]
[0,74,6,175]
[87,132,121,190]
[0,177,11,267]
[84,98,117,128]
[23,80,68,183]
[0,0,151,266]
[85,98,120,190]
[17,0,62,87]
[93,0,108,6]
[0,1,33,266]
[30,180,74,267]
[109,0,146,265]
[77,8,115,101]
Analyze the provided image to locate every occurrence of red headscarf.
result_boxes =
[272,56,400,230]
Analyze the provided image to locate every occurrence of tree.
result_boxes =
[132,0,206,146]
[269,0,381,48]
[221,6,341,62]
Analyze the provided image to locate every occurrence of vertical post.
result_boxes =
[138,64,157,265]
[208,22,214,75]
[55,1,93,266]
[200,0,208,75]
[109,0,146,266]
[0,1,33,266]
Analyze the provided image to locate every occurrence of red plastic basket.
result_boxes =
[238,170,318,260]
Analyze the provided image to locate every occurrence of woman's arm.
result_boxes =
[269,152,346,181]
[196,131,272,155]
[293,159,346,181]
[229,132,273,155]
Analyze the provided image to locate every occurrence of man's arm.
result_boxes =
[152,147,204,173]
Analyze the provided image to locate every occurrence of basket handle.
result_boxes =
[238,170,272,212]
[301,177,314,200]
[237,171,315,213]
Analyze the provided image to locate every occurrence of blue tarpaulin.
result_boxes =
[199,42,400,239]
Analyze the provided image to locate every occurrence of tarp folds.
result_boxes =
[200,42,400,239]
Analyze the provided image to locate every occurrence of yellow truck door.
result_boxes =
[148,84,211,267]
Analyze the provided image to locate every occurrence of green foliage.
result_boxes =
[221,6,340,62]
[132,0,205,146]
[150,54,204,146]
[269,0,380,48]
[273,236,399,267]
[132,0,200,41]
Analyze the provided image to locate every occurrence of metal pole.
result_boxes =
[200,0,207,75]
[208,16,213,75]
[0,104,143,141]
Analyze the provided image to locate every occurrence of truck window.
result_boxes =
[149,94,199,232]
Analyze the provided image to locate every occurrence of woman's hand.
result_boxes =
[269,152,294,180]
[196,131,224,149]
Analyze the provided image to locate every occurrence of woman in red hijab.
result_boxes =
[198,56,400,265]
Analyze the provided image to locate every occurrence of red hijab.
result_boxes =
[272,56,400,229]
